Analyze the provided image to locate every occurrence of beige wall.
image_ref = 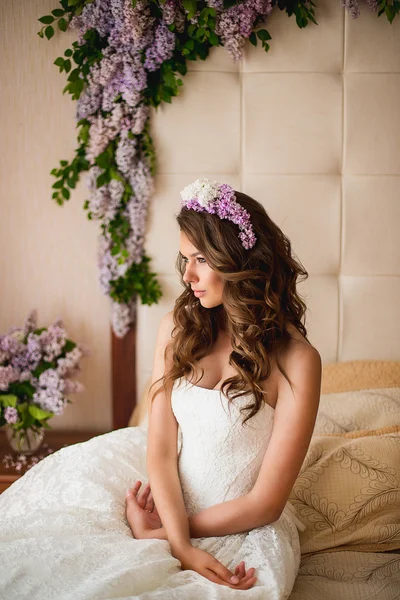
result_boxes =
[0,1,112,432]
[1,1,399,430]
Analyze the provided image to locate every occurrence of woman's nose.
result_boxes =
[183,264,198,284]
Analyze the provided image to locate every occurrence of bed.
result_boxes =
[0,359,399,599]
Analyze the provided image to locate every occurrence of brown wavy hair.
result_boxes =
[149,190,310,425]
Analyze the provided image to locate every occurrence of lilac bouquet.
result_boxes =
[0,310,89,448]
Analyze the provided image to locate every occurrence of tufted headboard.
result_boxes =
[112,1,400,429]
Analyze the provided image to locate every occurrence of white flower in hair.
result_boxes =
[180,178,220,207]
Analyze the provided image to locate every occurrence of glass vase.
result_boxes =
[5,426,45,455]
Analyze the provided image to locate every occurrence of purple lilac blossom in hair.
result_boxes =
[180,178,257,250]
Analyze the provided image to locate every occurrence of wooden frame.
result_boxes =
[112,325,137,430]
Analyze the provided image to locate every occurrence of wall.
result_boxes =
[0,1,112,431]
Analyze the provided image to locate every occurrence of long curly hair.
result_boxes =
[149,190,310,425]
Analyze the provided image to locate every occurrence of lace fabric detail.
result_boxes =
[0,379,303,599]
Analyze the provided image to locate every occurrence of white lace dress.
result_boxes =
[0,378,305,600]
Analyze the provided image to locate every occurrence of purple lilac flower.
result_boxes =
[115,131,138,176]
[70,0,114,41]
[97,235,121,294]
[111,298,137,339]
[340,0,360,18]
[206,0,224,10]
[56,347,83,378]
[4,406,18,424]
[86,166,124,224]
[33,369,66,415]
[364,0,379,10]
[161,0,186,32]
[38,325,67,363]
[0,365,20,391]
[144,21,176,72]
[216,0,273,61]
[63,379,85,394]
[23,310,38,336]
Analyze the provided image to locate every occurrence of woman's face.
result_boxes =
[180,231,224,308]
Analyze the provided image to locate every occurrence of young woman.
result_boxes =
[125,178,322,597]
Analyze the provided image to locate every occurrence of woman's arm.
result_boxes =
[146,312,191,557]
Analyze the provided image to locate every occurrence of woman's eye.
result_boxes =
[182,257,206,264]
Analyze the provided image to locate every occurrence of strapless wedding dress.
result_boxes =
[0,377,305,600]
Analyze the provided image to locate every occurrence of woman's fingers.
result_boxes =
[206,569,257,590]
[239,568,256,584]
[212,562,237,585]
[144,490,154,512]
[126,481,141,502]
[136,482,151,509]
[238,561,245,580]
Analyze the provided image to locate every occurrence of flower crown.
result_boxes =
[179,178,257,250]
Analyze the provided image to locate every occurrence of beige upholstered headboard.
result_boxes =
[134,1,400,408]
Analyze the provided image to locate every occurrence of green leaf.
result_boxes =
[68,0,81,5]
[45,26,55,40]
[0,394,18,408]
[208,31,219,46]
[64,48,73,57]
[68,68,80,82]
[39,15,54,24]
[249,31,257,47]
[64,59,71,72]
[60,160,68,167]
[28,405,54,420]
[62,188,70,200]
[96,171,110,188]
[52,8,65,17]
[52,180,64,189]
[54,57,65,67]
[58,18,68,32]
[95,152,111,169]
[110,168,124,183]
[183,0,197,20]
[257,29,271,42]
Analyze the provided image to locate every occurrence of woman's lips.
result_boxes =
[194,290,206,297]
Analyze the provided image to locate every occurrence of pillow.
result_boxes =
[288,425,400,555]
[314,360,400,435]
[320,360,400,395]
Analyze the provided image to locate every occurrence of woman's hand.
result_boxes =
[176,545,257,590]
[125,480,163,539]
[127,481,257,588]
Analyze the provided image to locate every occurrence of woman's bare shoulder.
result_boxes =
[280,322,321,372]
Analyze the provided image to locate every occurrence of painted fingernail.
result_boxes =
[230,576,239,584]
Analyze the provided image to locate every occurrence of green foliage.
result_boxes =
[0,395,18,408]
[275,1,318,29]
[50,124,90,206]
[110,254,163,306]
[377,0,400,23]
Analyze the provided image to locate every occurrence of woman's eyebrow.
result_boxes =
[179,251,202,258]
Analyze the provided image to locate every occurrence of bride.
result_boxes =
[124,178,322,597]
[0,178,321,599]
